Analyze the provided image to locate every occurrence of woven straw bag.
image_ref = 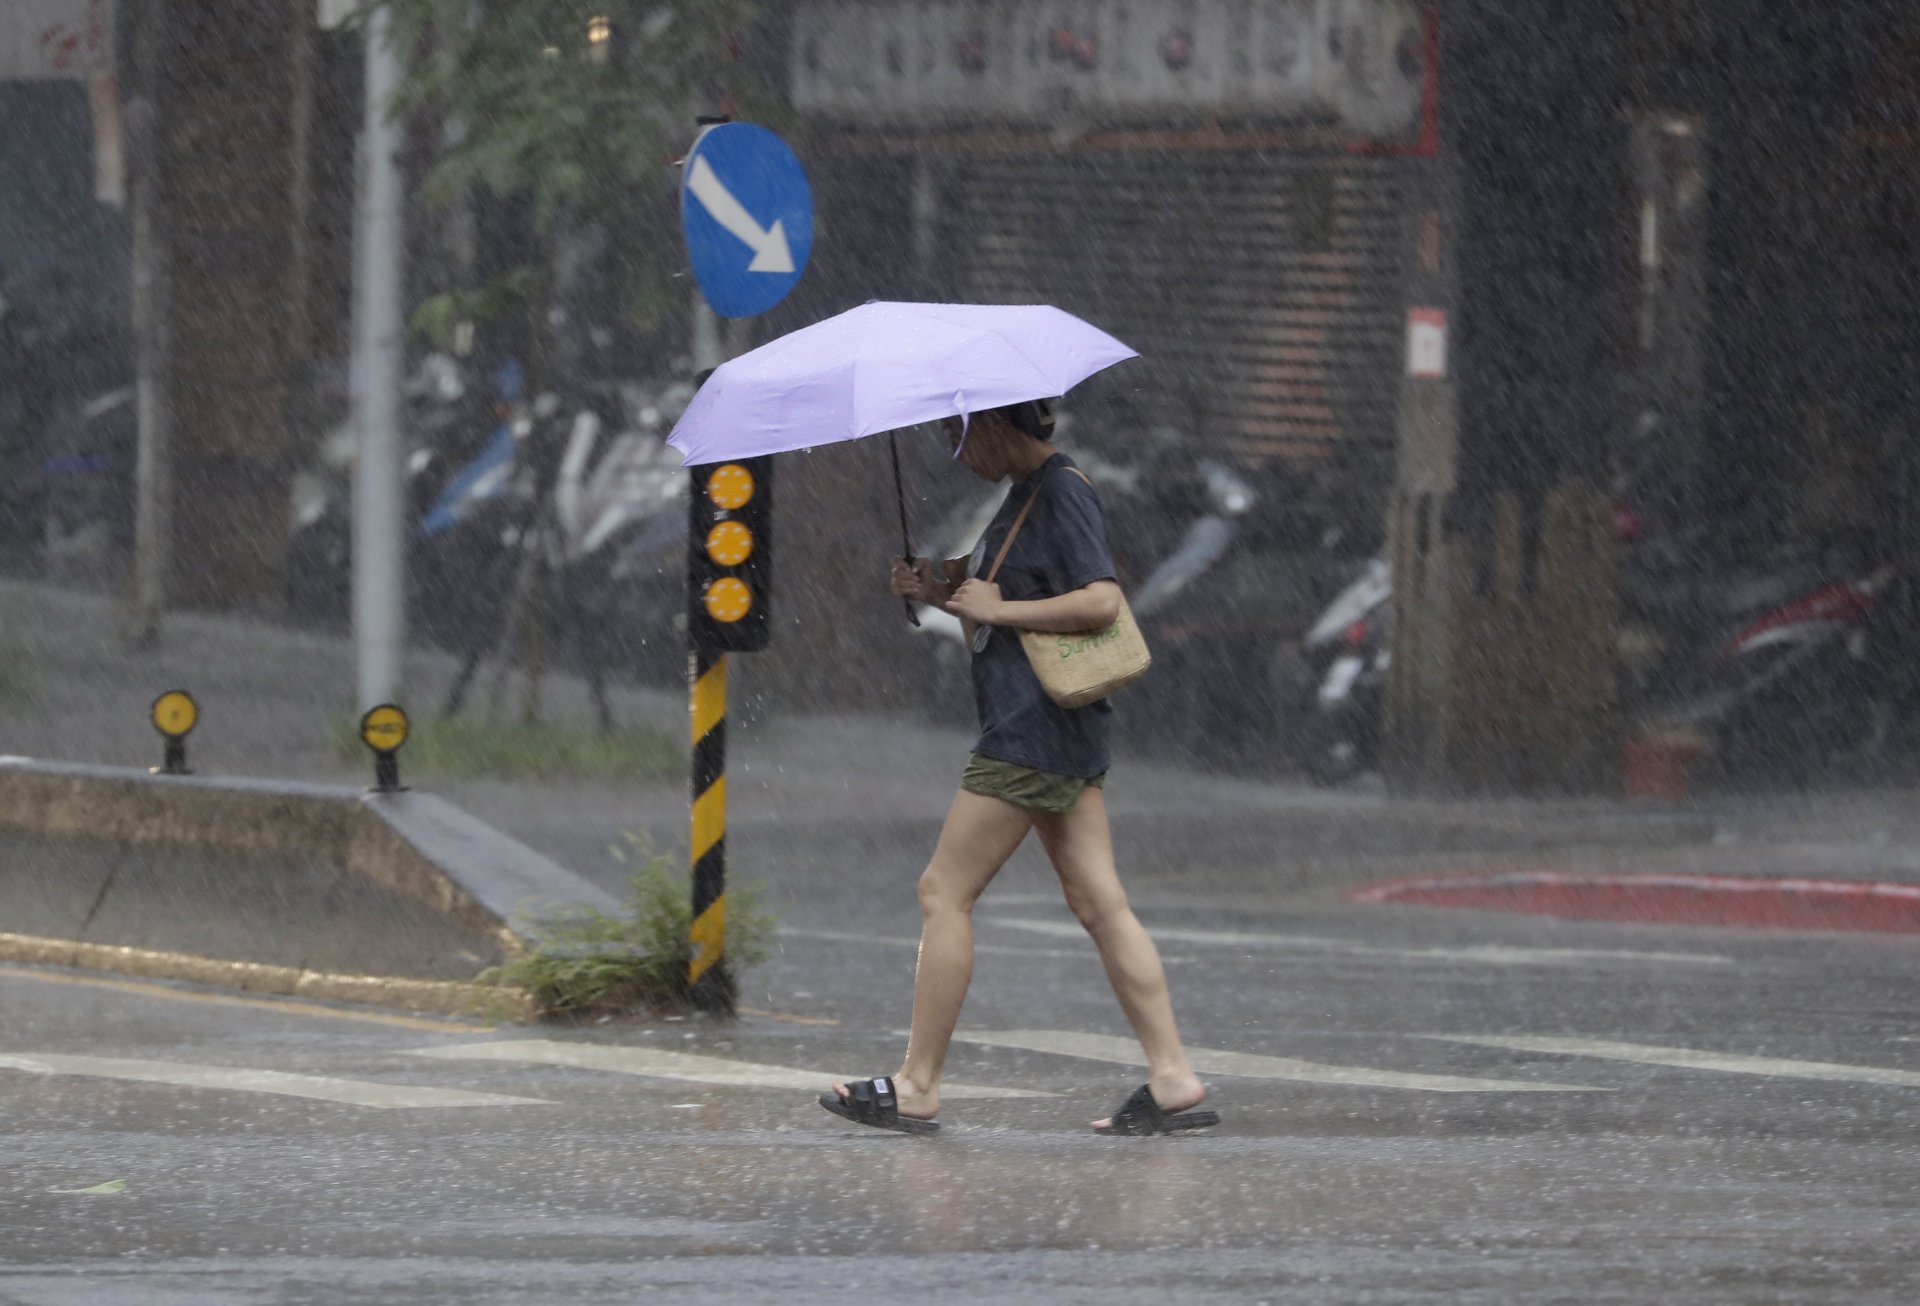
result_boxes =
[1017,594,1152,708]
[965,466,1152,710]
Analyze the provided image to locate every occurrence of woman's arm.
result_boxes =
[946,578,1122,633]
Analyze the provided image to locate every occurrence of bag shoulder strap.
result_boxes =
[983,484,1043,583]
[981,462,1089,583]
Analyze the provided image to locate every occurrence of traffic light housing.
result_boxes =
[688,455,774,652]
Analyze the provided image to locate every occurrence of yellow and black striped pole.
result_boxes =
[688,646,732,1012]
[685,452,772,1016]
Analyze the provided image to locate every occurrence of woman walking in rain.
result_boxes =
[820,399,1217,1137]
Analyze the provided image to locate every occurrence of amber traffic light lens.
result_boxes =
[705,520,754,566]
[703,577,753,623]
[708,464,755,510]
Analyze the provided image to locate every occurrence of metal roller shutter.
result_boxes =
[937,149,1408,470]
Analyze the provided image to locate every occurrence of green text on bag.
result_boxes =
[1057,626,1123,659]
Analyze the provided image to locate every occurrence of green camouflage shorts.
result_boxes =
[960,754,1106,814]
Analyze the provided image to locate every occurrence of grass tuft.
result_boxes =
[482,835,776,1020]
[0,601,36,703]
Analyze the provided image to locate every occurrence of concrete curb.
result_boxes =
[0,757,622,1012]
[0,932,532,1017]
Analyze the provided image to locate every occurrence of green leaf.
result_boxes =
[377,0,770,335]
[408,267,542,344]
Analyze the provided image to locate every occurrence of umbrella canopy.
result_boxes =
[667,301,1138,466]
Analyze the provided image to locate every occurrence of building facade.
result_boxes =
[788,0,1430,485]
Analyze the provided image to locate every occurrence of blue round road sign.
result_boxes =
[681,123,814,319]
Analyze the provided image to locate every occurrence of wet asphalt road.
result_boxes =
[4,880,1919,1304]
[4,582,1920,1300]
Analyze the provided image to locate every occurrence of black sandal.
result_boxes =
[818,1076,941,1135]
[1092,1084,1220,1136]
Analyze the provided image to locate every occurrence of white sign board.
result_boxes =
[790,0,1423,137]
[0,0,113,81]
[1407,308,1447,379]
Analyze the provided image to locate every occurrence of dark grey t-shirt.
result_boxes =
[968,453,1117,779]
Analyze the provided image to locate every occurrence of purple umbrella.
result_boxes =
[666,301,1138,465]
[667,301,1139,625]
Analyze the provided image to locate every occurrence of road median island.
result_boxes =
[0,758,622,1016]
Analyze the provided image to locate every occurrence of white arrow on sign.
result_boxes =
[687,155,795,275]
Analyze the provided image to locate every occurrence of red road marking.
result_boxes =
[1349,870,1920,934]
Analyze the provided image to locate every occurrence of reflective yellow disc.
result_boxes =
[703,577,753,623]
[708,463,755,510]
[705,520,754,566]
[151,690,198,738]
[359,704,411,754]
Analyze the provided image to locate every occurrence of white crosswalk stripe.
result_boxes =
[780,926,1102,961]
[981,916,1730,968]
[0,1053,550,1109]
[406,1039,1056,1098]
[1425,1034,1920,1089]
[955,1030,1607,1093]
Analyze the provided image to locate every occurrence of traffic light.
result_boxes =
[688,455,774,652]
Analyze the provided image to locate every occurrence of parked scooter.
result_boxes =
[545,375,698,686]
[411,366,699,700]
[1,268,133,575]
[1286,486,1674,785]
[1108,456,1294,759]
[284,354,695,667]
[285,352,505,634]
[1649,540,1902,780]
[1291,555,1392,784]
[37,384,136,585]
[1289,532,1904,786]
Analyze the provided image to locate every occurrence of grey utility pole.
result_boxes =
[126,0,172,647]
[350,2,407,711]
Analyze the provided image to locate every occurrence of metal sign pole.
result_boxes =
[676,115,812,1017]
[126,0,172,647]
[685,118,731,1016]
[351,3,407,713]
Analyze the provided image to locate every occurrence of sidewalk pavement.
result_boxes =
[7,579,1917,906]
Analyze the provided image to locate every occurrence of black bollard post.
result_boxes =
[358,704,411,794]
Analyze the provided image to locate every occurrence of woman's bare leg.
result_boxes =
[1032,787,1204,1123]
[832,789,1033,1119]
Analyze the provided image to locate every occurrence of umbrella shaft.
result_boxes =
[888,433,921,627]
